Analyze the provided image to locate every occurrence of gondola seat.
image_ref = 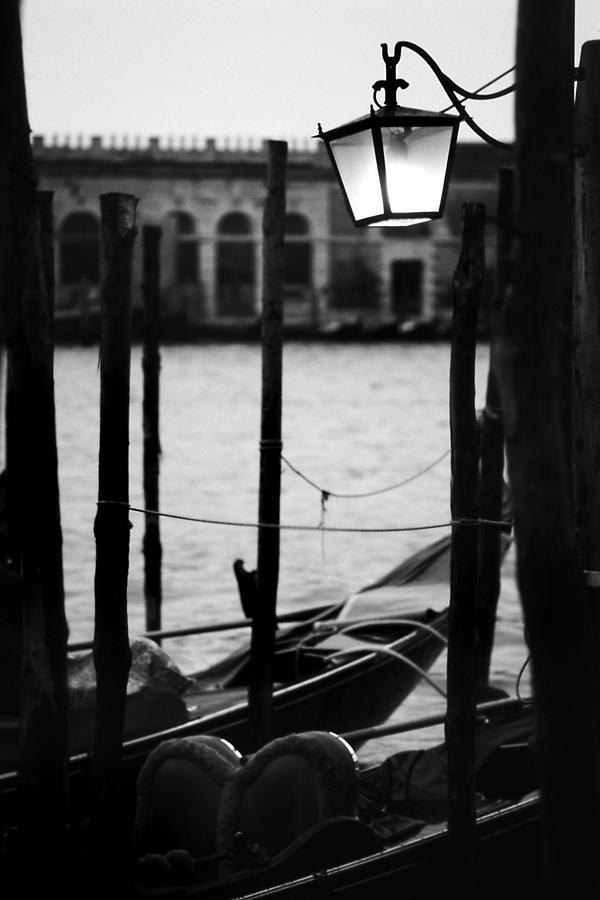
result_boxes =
[133,734,243,864]
[216,730,359,876]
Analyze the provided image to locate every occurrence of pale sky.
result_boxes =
[21,1,600,147]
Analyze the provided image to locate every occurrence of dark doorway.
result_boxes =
[172,212,199,285]
[284,213,312,294]
[391,260,423,319]
[216,212,256,316]
[60,212,101,285]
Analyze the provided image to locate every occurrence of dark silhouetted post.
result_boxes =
[92,192,137,859]
[475,170,513,688]
[574,42,600,593]
[36,191,55,322]
[248,140,287,750]
[498,4,600,896]
[446,202,485,895]
[573,34,600,841]
[142,225,162,635]
[0,3,69,889]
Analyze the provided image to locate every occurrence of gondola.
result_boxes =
[0,533,461,829]
[130,695,539,900]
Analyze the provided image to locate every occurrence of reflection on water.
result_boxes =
[52,341,530,761]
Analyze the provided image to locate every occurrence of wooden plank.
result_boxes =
[67,603,339,652]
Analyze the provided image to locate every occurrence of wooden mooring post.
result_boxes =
[12,196,70,884]
[573,34,600,849]
[142,224,163,635]
[1,2,69,888]
[248,140,287,751]
[497,3,600,896]
[92,192,137,859]
[446,202,485,894]
[475,169,513,688]
[36,191,56,322]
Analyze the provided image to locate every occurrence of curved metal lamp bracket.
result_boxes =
[372,41,515,151]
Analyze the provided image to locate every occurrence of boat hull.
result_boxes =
[0,605,449,830]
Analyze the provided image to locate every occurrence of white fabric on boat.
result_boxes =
[339,582,447,621]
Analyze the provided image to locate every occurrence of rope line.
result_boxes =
[97,500,511,534]
[439,65,516,114]
[329,646,447,699]
[312,617,448,646]
[281,448,451,499]
[292,617,448,698]
[515,653,531,702]
[469,64,516,95]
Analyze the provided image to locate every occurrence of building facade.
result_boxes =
[32,134,512,339]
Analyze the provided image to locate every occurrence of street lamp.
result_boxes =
[317,42,514,227]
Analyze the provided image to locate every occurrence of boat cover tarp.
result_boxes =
[0,638,192,773]
[358,703,536,825]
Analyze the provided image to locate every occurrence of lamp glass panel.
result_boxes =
[381,124,454,214]
[369,218,430,227]
[329,129,384,221]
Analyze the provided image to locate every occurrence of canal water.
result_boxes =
[50,340,530,762]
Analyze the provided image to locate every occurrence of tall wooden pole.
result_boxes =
[574,43,600,587]
[142,225,163,635]
[92,192,137,860]
[248,140,287,751]
[445,202,485,894]
[497,4,600,896]
[0,3,69,888]
[36,191,55,322]
[573,33,600,844]
[14,197,70,889]
[475,169,513,688]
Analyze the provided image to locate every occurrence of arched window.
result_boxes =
[218,212,253,235]
[284,213,312,299]
[172,211,198,285]
[173,211,195,235]
[60,212,100,285]
[285,213,310,236]
[216,212,255,316]
[330,245,380,310]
